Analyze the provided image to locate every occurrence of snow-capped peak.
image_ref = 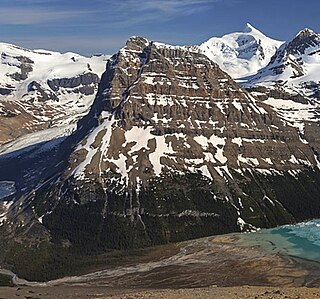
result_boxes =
[243,23,262,34]
[244,27,320,104]
[295,28,316,37]
[198,24,284,78]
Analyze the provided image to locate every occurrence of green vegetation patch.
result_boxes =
[0,274,14,287]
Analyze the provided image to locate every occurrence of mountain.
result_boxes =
[243,28,320,159]
[197,23,283,78]
[0,42,109,145]
[1,36,320,281]
[244,28,320,98]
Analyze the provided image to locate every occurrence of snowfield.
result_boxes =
[198,23,283,78]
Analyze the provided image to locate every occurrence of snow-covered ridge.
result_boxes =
[0,41,110,144]
[245,28,320,93]
[0,41,109,92]
[197,23,283,78]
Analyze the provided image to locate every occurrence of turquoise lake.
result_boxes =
[241,219,320,262]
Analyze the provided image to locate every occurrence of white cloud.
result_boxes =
[0,0,221,25]
[70,0,221,28]
[118,0,218,13]
[110,0,220,23]
[0,8,89,25]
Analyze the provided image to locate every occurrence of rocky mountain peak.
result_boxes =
[295,28,316,38]
[27,38,318,225]
[123,36,150,52]
[246,27,320,86]
[286,28,320,56]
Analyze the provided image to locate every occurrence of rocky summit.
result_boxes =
[0,29,320,280]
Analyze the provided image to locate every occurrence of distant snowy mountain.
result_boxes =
[245,28,320,98]
[198,23,283,78]
[0,42,109,144]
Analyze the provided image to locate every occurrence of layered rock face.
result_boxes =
[1,37,319,254]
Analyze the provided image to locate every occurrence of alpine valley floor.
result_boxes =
[1,231,320,298]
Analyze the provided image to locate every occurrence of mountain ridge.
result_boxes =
[0,41,109,145]
[243,27,320,152]
[244,27,320,93]
[1,28,320,281]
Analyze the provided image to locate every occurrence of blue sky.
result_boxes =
[1,0,319,56]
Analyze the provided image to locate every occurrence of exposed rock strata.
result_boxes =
[0,37,320,278]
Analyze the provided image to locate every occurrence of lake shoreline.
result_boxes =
[1,231,320,297]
